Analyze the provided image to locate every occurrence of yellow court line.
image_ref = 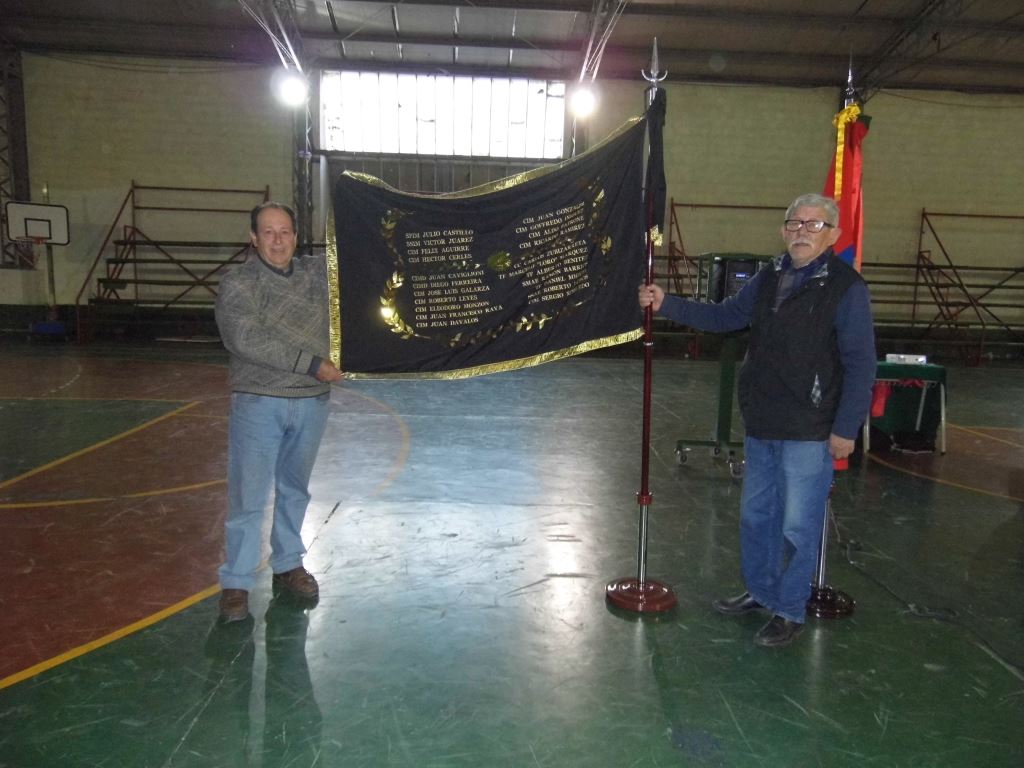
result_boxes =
[0,386,407,690]
[867,452,1022,504]
[0,401,200,492]
[1,354,228,373]
[961,424,1024,433]
[0,478,225,510]
[0,584,220,691]
[949,423,1024,450]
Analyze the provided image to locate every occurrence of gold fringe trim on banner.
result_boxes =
[325,208,343,369]
[832,104,861,201]
[342,327,644,380]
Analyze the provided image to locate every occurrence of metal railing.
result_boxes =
[74,182,270,340]
[663,199,1023,359]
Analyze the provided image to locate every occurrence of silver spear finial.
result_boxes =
[844,51,860,107]
[643,37,667,84]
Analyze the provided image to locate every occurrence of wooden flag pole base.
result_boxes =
[806,457,855,619]
[606,496,677,614]
[806,585,856,618]
[606,577,677,613]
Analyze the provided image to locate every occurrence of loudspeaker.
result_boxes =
[708,257,760,303]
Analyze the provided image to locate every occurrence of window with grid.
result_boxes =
[321,71,566,160]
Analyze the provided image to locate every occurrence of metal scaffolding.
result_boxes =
[665,199,1024,360]
[0,45,32,269]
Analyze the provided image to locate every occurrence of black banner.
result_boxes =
[329,109,654,378]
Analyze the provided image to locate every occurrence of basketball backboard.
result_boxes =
[4,202,70,245]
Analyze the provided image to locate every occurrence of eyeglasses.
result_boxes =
[784,219,834,233]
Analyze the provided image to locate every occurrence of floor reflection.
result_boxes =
[264,596,323,763]
[178,598,322,766]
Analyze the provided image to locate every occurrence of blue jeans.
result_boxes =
[739,436,834,624]
[220,392,330,591]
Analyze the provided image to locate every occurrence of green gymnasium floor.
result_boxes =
[0,343,1021,767]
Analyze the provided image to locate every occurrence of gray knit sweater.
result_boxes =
[215,253,331,398]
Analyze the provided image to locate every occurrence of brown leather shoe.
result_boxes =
[272,567,319,599]
[218,588,249,622]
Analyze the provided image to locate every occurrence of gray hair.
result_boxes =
[785,193,839,227]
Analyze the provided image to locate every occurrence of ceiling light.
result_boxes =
[570,86,597,119]
[273,68,308,107]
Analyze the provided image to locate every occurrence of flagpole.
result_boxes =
[606,39,677,613]
[807,60,861,620]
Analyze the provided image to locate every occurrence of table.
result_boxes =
[863,362,946,454]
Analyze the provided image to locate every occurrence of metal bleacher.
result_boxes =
[74,182,269,341]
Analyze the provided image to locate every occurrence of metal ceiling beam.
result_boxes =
[9,4,1022,45]
[303,32,1024,77]
[303,29,575,51]
[328,0,1024,36]
[306,29,1024,66]
[302,53,1024,95]
[304,53,1024,92]
[2,17,275,62]
[4,8,1022,94]
[5,19,1020,94]
[858,0,995,99]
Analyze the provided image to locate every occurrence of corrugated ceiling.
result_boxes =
[2,0,1023,95]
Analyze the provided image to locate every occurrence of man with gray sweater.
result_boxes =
[214,202,343,622]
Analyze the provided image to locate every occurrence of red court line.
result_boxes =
[0,357,231,682]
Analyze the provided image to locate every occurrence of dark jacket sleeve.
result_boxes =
[656,268,764,332]
[831,280,876,438]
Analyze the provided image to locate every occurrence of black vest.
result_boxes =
[737,252,862,440]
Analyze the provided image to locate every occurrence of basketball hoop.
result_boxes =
[5,202,70,312]
[16,236,49,248]
[5,202,70,246]
[10,236,40,268]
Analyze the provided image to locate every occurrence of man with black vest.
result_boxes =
[638,193,875,647]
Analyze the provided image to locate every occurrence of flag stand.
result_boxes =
[606,41,677,614]
[806,459,855,618]
[806,64,863,619]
